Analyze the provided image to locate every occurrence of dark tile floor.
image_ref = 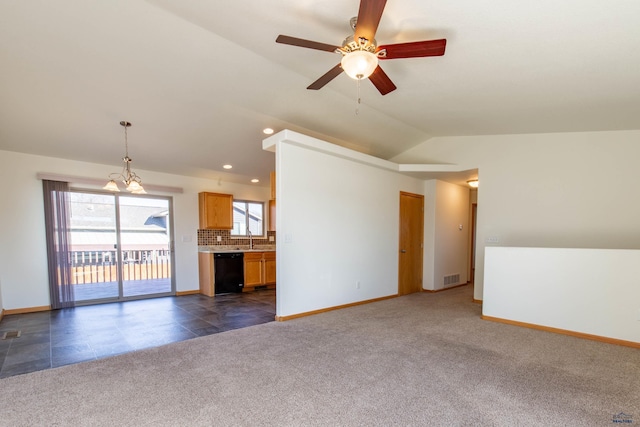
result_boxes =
[0,289,275,379]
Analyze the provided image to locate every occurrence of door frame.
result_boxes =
[469,202,477,285]
[69,188,176,305]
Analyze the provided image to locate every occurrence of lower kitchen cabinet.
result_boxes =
[263,251,276,285]
[198,253,215,297]
[244,251,276,290]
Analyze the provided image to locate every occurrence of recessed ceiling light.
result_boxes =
[223,164,232,169]
[251,179,260,183]
[263,128,274,135]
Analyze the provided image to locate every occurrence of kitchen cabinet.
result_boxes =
[244,251,276,290]
[198,253,215,296]
[270,171,276,200]
[268,171,276,232]
[264,251,276,284]
[199,192,233,229]
[268,199,276,232]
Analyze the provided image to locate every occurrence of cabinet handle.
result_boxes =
[400,249,407,253]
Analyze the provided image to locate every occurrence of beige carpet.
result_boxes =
[0,285,638,426]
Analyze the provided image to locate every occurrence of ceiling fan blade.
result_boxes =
[276,35,340,53]
[307,64,344,90]
[368,65,396,95]
[354,0,387,42]
[378,39,447,59]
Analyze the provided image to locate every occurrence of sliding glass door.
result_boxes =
[118,196,172,298]
[67,191,174,304]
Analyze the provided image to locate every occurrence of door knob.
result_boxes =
[400,249,406,253]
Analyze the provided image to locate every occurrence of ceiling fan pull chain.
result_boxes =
[356,78,362,115]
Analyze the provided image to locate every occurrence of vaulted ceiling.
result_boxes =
[1,0,639,185]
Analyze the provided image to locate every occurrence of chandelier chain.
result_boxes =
[124,124,129,158]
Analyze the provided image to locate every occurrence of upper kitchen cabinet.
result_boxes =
[269,171,276,231]
[270,171,276,200]
[268,199,276,232]
[199,192,233,229]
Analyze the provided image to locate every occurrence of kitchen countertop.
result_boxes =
[198,245,276,253]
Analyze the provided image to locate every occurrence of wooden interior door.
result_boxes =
[398,192,424,295]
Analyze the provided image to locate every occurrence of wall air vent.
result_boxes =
[444,274,460,286]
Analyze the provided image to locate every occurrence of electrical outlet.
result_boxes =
[485,236,499,244]
[356,281,360,289]
[216,236,222,242]
[268,236,274,242]
[637,308,640,321]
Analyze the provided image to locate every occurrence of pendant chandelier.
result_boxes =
[103,121,146,194]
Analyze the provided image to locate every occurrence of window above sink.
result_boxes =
[231,200,264,237]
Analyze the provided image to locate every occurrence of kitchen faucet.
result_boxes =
[247,229,253,250]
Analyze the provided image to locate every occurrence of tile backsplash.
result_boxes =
[198,229,276,247]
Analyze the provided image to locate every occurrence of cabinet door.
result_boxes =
[198,253,215,296]
[244,252,263,287]
[268,199,276,232]
[199,192,233,229]
[263,252,276,285]
[270,171,276,200]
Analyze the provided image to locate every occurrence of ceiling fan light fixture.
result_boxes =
[341,50,378,80]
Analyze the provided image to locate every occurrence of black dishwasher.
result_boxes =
[214,253,244,294]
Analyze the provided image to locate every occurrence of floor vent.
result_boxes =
[444,274,460,286]
[2,330,21,340]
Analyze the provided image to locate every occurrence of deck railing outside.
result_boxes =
[70,249,171,284]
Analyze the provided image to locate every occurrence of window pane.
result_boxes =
[231,201,264,236]
[248,202,263,235]
[232,202,246,235]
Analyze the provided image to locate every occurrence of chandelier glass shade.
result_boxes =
[103,121,146,194]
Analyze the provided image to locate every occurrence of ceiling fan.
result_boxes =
[276,0,446,95]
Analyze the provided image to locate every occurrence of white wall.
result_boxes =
[0,150,270,310]
[484,247,640,343]
[423,180,469,291]
[423,180,437,291]
[270,132,424,317]
[392,130,640,301]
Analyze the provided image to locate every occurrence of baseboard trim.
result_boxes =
[481,315,640,349]
[472,299,483,304]
[176,290,200,296]
[4,305,51,315]
[0,308,4,322]
[423,282,470,293]
[276,294,398,322]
